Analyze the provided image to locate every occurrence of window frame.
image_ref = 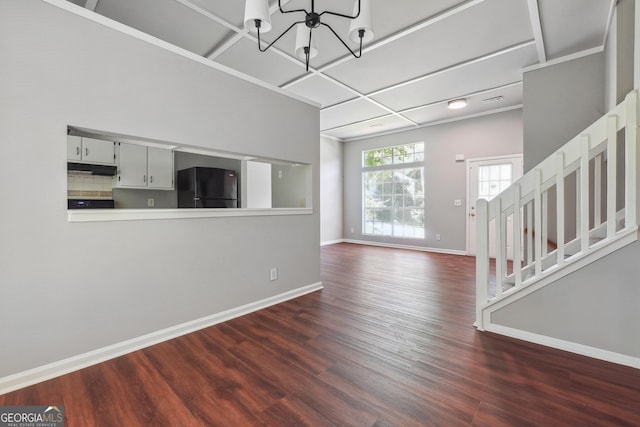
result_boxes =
[362,142,425,239]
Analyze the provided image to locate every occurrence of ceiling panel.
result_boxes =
[95,0,232,56]
[322,115,415,140]
[324,0,534,94]
[538,0,612,59]
[215,37,307,87]
[321,99,392,131]
[286,75,358,108]
[402,83,522,124]
[366,0,469,40]
[180,0,246,28]
[371,45,537,111]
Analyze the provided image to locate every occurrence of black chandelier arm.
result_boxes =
[319,0,360,20]
[257,20,304,53]
[278,0,308,16]
[320,22,363,59]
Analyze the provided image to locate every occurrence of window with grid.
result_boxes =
[362,143,425,238]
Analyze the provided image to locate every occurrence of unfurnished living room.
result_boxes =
[1,0,640,425]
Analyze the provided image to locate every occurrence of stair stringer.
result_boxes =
[478,227,640,368]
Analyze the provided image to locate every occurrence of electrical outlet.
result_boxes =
[436,234,441,241]
[350,227,354,233]
[147,198,155,207]
[270,268,278,281]
[454,199,462,206]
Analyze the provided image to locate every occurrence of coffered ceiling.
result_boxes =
[65,0,615,141]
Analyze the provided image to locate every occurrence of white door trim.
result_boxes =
[466,154,523,255]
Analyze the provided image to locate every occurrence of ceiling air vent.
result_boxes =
[482,96,504,105]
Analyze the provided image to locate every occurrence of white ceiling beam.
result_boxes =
[526,0,546,63]
[84,0,99,12]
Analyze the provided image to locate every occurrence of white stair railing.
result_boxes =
[476,90,640,330]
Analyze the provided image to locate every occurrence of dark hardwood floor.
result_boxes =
[2,243,640,426]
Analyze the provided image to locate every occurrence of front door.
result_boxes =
[467,155,523,258]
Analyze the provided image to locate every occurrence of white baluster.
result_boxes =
[526,202,533,266]
[556,152,565,266]
[542,191,548,257]
[607,115,617,237]
[580,135,590,253]
[534,169,542,277]
[513,184,522,287]
[594,153,601,227]
[495,197,504,298]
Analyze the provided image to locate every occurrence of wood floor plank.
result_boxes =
[1,243,640,426]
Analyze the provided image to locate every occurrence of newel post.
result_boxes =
[475,198,489,331]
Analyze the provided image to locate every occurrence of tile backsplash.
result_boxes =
[67,172,114,199]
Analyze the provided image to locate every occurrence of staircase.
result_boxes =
[475,90,640,337]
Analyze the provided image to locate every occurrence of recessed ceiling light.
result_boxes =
[482,96,504,104]
[448,98,467,110]
[369,123,383,128]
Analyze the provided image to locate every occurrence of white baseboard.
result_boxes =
[0,282,323,395]
[486,324,640,370]
[320,239,345,246]
[342,239,467,256]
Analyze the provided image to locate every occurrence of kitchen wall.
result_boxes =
[67,173,114,200]
[0,0,319,382]
[342,109,523,252]
[113,151,243,209]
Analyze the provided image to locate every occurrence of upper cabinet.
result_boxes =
[114,142,174,190]
[67,135,115,165]
[147,147,174,190]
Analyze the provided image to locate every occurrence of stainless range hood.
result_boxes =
[67,162,117,176]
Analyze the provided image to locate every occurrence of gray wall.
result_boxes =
[320,136,343,243]
[0,1,319,378]
[617,0,636,105]
[343,110,523,251]
[523,52,605,172]
[606,0,637,110]
[492,241,640,358]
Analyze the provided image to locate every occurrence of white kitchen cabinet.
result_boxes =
[147,147,174,190]
[115,143,174,190]
[67,135,115,165]
[115,143,147,187]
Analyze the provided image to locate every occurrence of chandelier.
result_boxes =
[243,0,374,71]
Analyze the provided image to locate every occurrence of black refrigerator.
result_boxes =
[177,167,238,208]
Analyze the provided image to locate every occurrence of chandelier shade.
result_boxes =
[295,23,318,60]
[244,0,271,33]
[348,0,374,43]
[243,0,374,71]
